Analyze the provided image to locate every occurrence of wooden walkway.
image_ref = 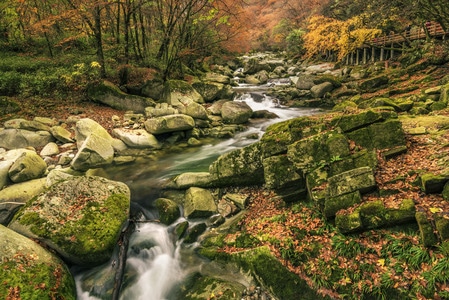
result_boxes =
[370,22,447,46]
[339,22,448,65]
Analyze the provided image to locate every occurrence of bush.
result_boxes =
[0,71,22,95]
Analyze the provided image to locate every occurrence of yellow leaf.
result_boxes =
[377,258,385,267]
[430,207,443,213]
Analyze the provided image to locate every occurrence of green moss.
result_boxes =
[0,261,75,300]
[416,211,438,247]
[435,214,449,241]
[231,246,329,300]
[17,193,129,265]
[324,191,362,218]
[178,274,246,300]
[335,210,363,233]
[359,200,387,229]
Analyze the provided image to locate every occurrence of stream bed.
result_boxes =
[74,84,323,299]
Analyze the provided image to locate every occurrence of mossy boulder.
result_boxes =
[8,151,47,183]
[335,210,363,233]
[262,155,304,190]
[9,175,130,266]
[87,80,155,113]
[327,167,376,198]
[359,75,389,92]
[163,79,204,105]
[0,224,76,299]
[434,213,449,241]
[324,191,362,218]
[346,119,406,150]
[184,187,218,219]
[260,116,324,157]
[331,109,384,133]
[287,130,350,172]
[230,246,329,300]
[420,173,449,194]
[154,198,181,225]
[209,142,265,187]
[416,211,438,247]
[179,274,246,300]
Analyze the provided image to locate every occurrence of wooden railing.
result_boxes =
[370,22,447,46]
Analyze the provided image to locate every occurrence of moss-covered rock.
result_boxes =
[87,80,155,113]
[184,187,218,219]
[9,176,130,266]
[359,200,387,229]
[209,142,265,187]
[324,191,362,218]
[231,246,329,300]
[327,167,376,198]
[384,199,416,226]
[335,209,363,233]
[179,274,247,300]
[331,110,383,132]
[435,213,449,241]
[287,130,350,172]
[0,224,76,299]
[262,155,304,190]
[420,173,449,194]
[416,211,438,247]
[359,75,389,92]
[154,198,181,225]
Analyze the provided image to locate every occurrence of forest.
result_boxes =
[1,0,448,89]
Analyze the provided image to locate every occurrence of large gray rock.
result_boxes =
[50,125,74,143]
[145,103,178,117]
[112,128,161,149]
[8,151,47,183]
[9,175,130,266]
[4,118,50,131]
[192,82,226,102]
[184,187,217,219]
[163,80,204,105]
[0,129,54,149]
[144,114,195,134]
[74,118,113,149]
[173,172,217,189]
[310,82,334,98]
[0,225,76,299]
[87,80,155,113]
[71,133,114,171]
[177,101,209,120]
[221,101,253,124]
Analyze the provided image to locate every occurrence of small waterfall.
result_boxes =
[119,222,184,300]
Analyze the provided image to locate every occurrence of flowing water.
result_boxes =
[74,83,323,299]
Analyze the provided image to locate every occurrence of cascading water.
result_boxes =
[74,83,323,299]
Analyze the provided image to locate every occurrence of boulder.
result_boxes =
[209,142,265,186]
[154,198,181,225]
[144,114,195,135]
[310,82,334,98]
[221,101,253,124]
[0,129,55,149]
[184,187,217,219]
[8,151,47,183]
[145,103,178,117]
[263,155,303,190]
[4,118,50,131]
[207,99,231,115]
[112,128,161,149]
[203,72,231,84]
[359,75,389,92]
[141,78,165,100]
[163,80,204,106]
[50,125,74,143]
[87,80,155,113]
[9,175,130,266]
[292,74,316,90]
[172,172,218,189]
[177,101,209,120]
[74,118,113,149]
[192,81,228,102]
[0,178,47,225]
[70,133,115,171]
[40,142,60,157]
[0,225,76,299]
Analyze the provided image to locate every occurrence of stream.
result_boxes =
[74,82,323,300]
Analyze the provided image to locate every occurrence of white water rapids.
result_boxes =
[75,83,323,299]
